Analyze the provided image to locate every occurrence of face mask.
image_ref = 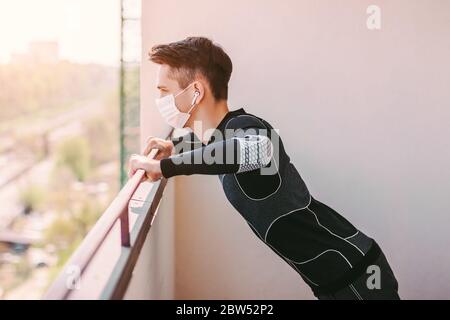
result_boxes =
[155,83,200,128]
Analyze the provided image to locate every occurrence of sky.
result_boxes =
[0,0,121,66]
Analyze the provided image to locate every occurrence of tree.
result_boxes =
[56,136,91,182]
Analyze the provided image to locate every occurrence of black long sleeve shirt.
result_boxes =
[160,107,380,296]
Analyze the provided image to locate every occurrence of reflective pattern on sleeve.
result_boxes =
[235,135,273,173]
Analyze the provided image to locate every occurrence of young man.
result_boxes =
[128,37,400,300]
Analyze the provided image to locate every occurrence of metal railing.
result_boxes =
[44,145,169,299]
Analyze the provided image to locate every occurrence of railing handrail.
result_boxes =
[44,133,171,300]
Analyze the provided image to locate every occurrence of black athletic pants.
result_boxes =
[317,249,400,300]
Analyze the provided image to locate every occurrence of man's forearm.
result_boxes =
[160,134,273,178]
[170,131,204,154]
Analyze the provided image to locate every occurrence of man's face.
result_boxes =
[156,64,195,114]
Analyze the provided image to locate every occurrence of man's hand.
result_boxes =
[128,154,162,182]
[142,136,175,160]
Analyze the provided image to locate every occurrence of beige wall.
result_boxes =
[141,0,450,299]
[124,181,176,299]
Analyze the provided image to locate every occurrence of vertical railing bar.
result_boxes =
[120,207,131,247]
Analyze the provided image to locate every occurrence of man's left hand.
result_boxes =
[127,154,162,182]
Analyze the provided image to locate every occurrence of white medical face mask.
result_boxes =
[155,83,199,128]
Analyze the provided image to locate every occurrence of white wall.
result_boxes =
[141,0,450,299]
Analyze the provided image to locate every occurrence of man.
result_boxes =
[128,37,400,300]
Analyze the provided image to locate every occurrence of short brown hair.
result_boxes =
[149,37,232,100]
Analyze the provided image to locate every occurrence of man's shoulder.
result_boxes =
[224,110,272,131]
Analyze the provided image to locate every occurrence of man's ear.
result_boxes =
[192,81,205,105]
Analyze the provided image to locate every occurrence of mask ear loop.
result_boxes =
[174,83,194,98]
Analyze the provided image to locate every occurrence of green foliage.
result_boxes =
[0,61,117,124]
[84,112,118,166]
[18,184,46,213]
[56,136,91,182]
[44,197,103,259]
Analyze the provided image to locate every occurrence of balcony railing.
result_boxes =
[44,146,168,300]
